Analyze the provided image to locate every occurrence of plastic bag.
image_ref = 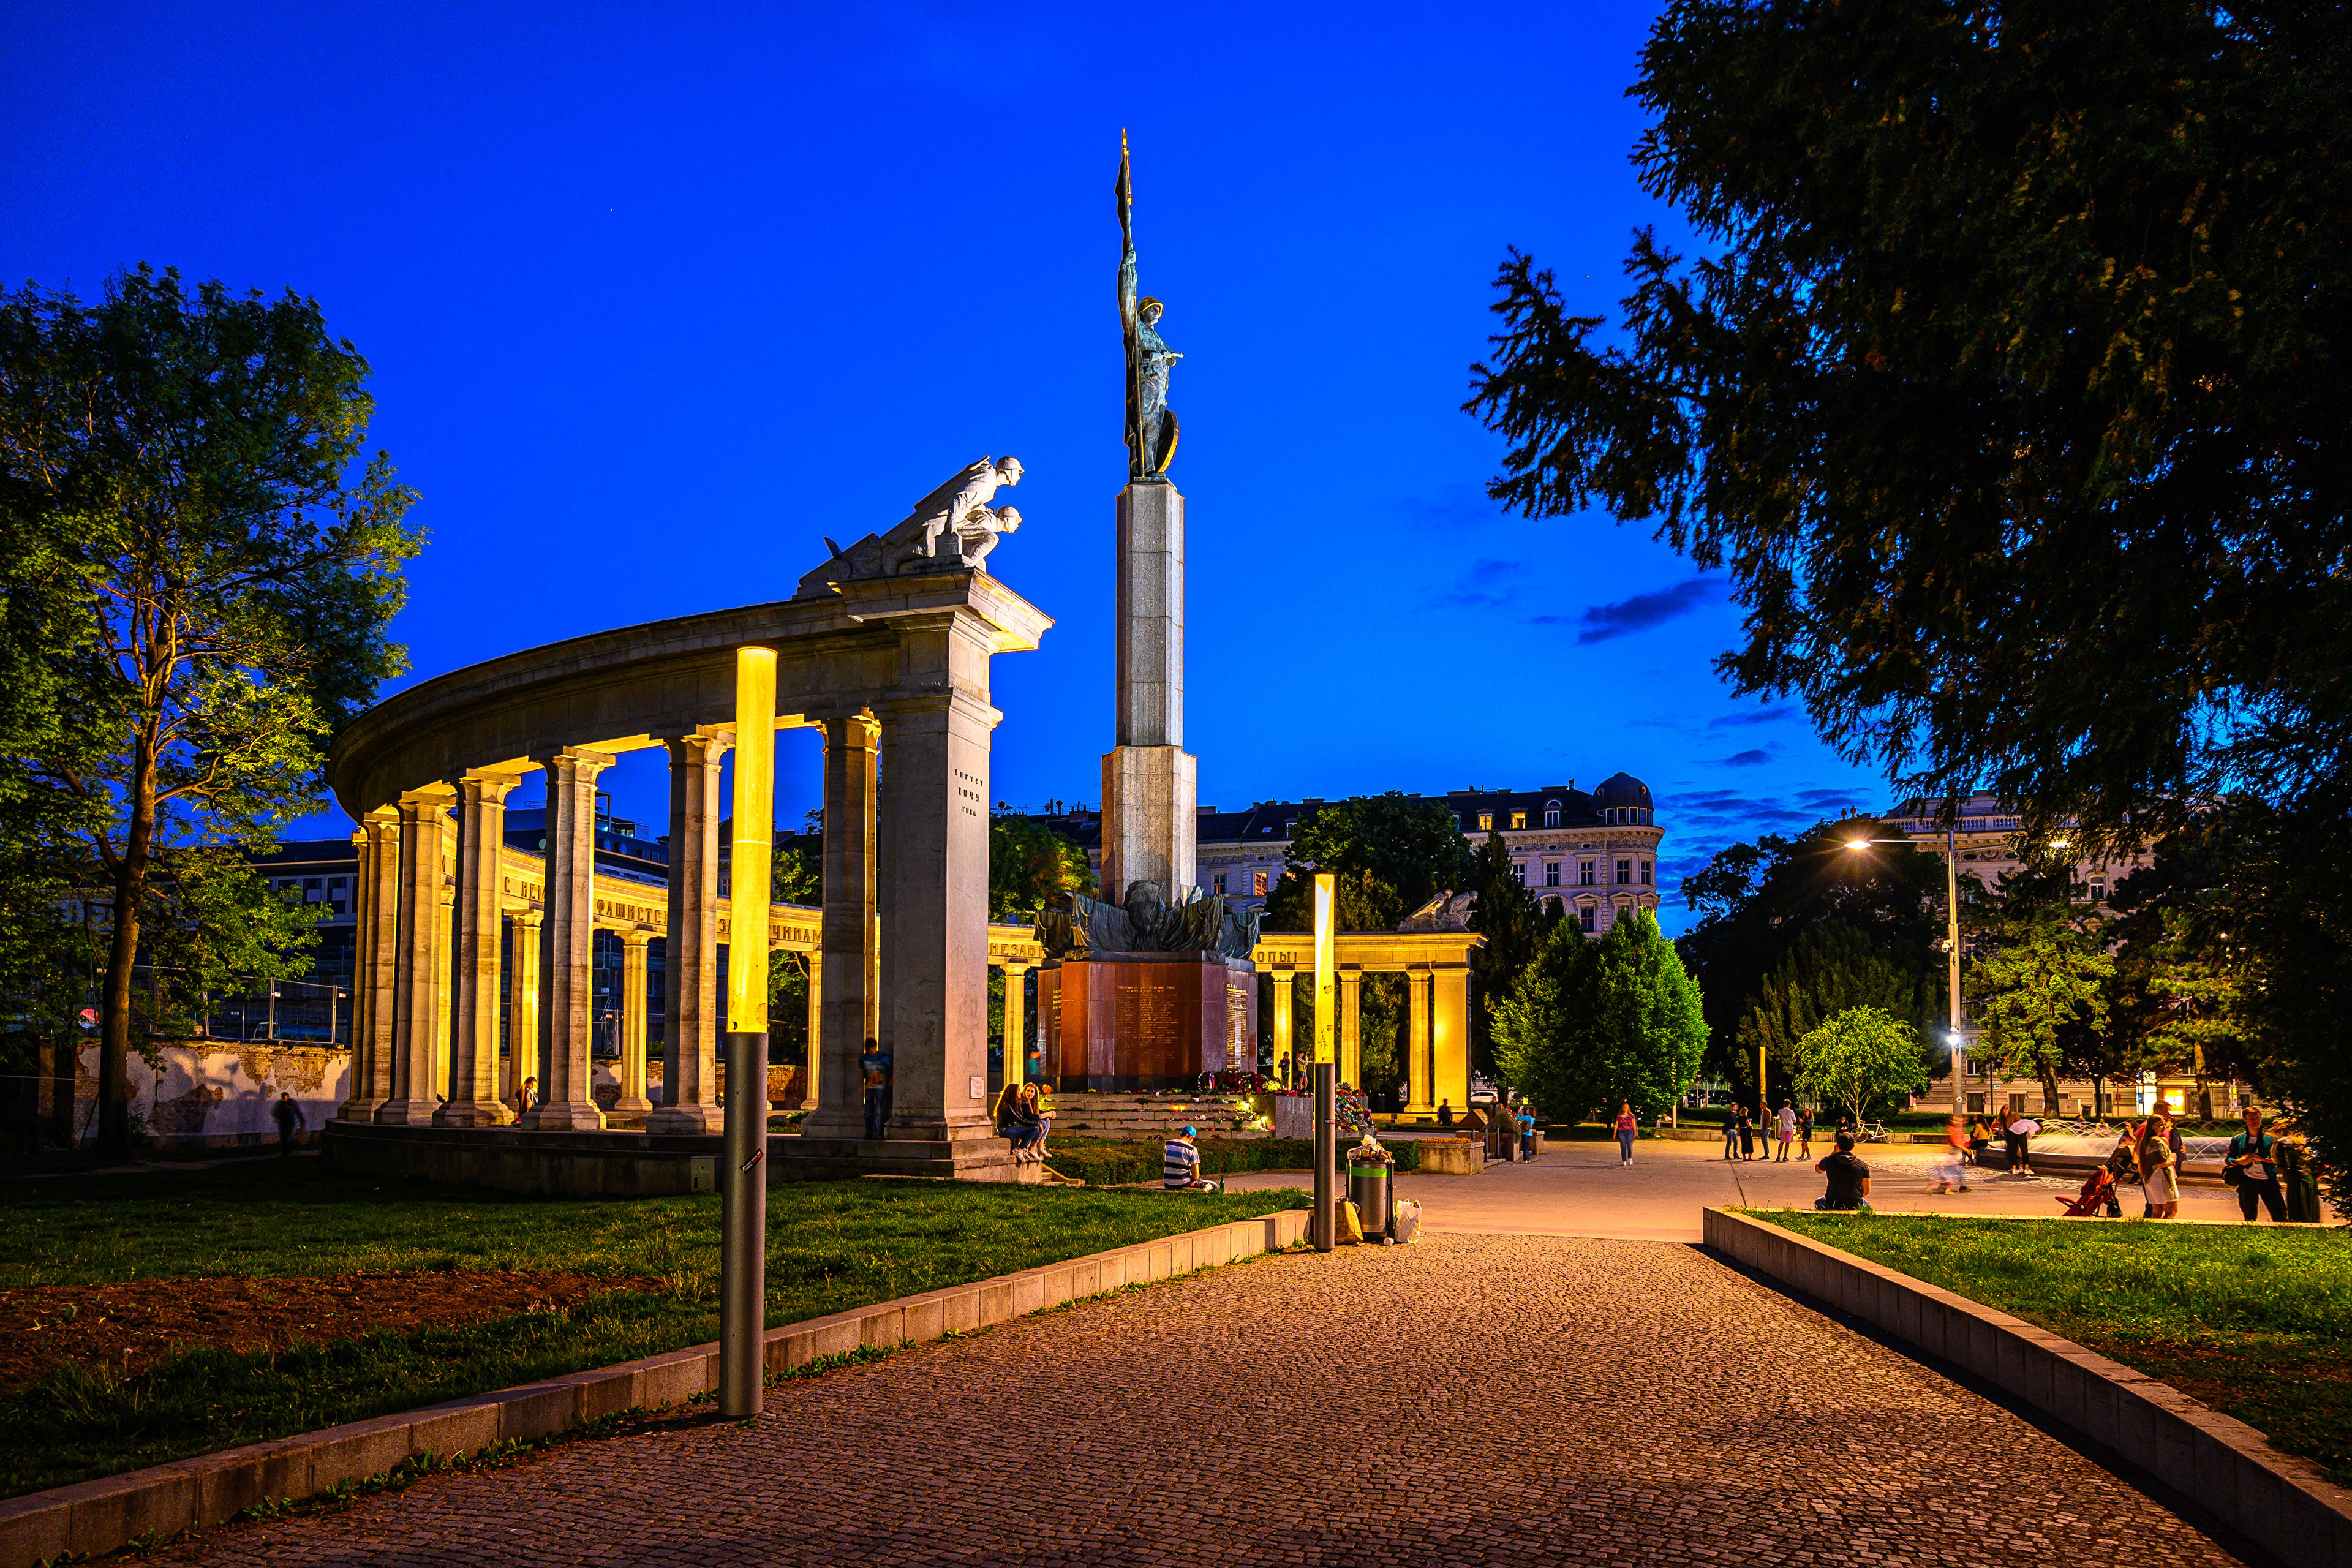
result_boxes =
[1389,1197,1422,1244]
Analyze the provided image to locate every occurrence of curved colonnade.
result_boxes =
[325,568,1052,1179]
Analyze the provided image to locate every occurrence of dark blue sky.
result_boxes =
[6,1,1887,930]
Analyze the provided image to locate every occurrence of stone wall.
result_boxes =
[41,1040,350,1152]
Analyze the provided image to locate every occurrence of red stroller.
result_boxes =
[2056,1166,2122,1218]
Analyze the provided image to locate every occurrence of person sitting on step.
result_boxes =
[1814,1131,1873,1211]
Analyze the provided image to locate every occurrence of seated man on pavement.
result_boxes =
[1163,1125,1220,1192]
[1814,1131,1873,1211]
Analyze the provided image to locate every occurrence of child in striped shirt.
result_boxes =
[1163,1126,1219,1191]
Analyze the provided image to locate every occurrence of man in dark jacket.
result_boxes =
[273,1093,304,1155]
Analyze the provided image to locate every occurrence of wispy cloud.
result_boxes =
[1708,704,1795,729]
[1567,576,1730,644]
[1719,748,1770,767]
[1796,787,1871,807]
[1433,556,1528,609]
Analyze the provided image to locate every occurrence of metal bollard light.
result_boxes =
[719,1030,767,1418]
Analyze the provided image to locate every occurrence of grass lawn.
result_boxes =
[1761,1211,2352,1484]
[0,1160,1305,1497]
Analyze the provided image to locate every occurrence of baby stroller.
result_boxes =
[2056,1165,2123,1218]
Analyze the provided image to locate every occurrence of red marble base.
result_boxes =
[1038,954,1258,1091]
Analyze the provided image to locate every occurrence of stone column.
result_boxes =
[1098,479,1197,905]
[614,930,653,1122]
[507,907,542,1109]
[1270,971,1294,1082]
[1406,970,1434,1115]
[433,881,455,1102]
[377,788,452,1125]
[524,746,614,1131]
[1433,967,1471,1122]
[801,951,821,1110]
[876,692,996,1142]
[1000,959,1030,1088]
[649,729,729,1134]
[875,709,903,1068]
[1338,970,1362,1088]
[337,811,397,1122]
[438,772,518,1126]
[805,713,878,1141]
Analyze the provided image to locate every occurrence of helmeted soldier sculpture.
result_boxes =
[794,455,1023,598]
[1117,130,1181,480]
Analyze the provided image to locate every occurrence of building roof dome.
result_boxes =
[1591,772,1653,810]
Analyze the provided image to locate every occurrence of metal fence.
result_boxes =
[199,978,349,1046]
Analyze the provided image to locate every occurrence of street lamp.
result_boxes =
[1844,823,1967,1114]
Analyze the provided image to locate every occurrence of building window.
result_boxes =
[1580,906,1597,933]
[1580,861,1595,886]
[1516,862,1529,886]
[1476,812,1493,831]
[1616,859,1632,885]
[1212,872,1226,896]
[1640,860,1651,883]
[1253,870,1268,897]
[1544,801,1561,827]
[1509,810,1526,829]
[1545,862,1561,887]
[1284,820,1295,837]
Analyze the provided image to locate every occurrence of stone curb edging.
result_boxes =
[1704,1207,2352,1568]
[0,1208,1311,1567]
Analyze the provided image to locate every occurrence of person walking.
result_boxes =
[1613,1101,1638,1167]
[272,1092,305,1156]
[2228,1107,2287,1223]
[1929,1113,1972,1194]
[2137,1110,2180,1219]
[1775,1100,1797,1163]
[1798,1105,1814,1159]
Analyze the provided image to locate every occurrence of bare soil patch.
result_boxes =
[0,1270,661,1391]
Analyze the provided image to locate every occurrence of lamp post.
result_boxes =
[1842,823,1966,1114]
[1311,872,1336,1253]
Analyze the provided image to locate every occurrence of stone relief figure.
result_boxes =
[1117,133,1181,480]
[1037,883,1259,960]
[792,456,1025,599]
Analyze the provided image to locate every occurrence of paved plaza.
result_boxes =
[154,1229,2250,1568]
[1223,1134,2244,1241]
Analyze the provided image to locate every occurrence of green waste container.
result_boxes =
[1347,1163,1392,1237]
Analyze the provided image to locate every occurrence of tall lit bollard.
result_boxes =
[720,646,777,1420]
[1313,872,1336,1253]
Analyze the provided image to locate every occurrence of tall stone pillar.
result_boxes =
[875,709,903,1066]
[1270,971,1294,1082]
[438,772,517,1126]
[801,952,821,1110]
[433,881,455,1101]
[649,730,729,1134]
[877,693,995,1142]
[1001,960,1030,1088]
[1405,970,1434,1115]
[1339,971,1362,1089]
[337,810,398,1122]
[1098,480,1197,904]
[377,788,452,1125]
[507,907,542,1108]
[805,713,878,1141]
[614,930,653,1122]
[1433,967,1471,1122]
[524,746,614,1131]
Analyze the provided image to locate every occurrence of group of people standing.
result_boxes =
[1720,1101,1815,1163]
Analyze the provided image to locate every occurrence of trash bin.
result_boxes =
[1347,1162,1392,1238]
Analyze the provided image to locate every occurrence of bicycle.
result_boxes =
[1855,1120,1893,1144]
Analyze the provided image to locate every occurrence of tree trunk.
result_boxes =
[96,736,157,1158]
[2038,1065,2062,1118]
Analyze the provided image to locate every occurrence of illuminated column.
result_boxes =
[507,907,541,1106]
[377,787,452,1125]
[1433,966,1471,1120]
[725,645,777,1076]
[438,772,517,1126]
[875,690,996,1141]
[433,881,455,1101]
[613,930,653,1122]
[337,810,398,1122]
[524,746,614,1131]
[649,729,730,1134]
[1270,971,1295,1081]
[1313,875,1335,1068]
[1001,959,1031,1088]
[1338,971,1362,1088]
[1405,970,1433,1115]
[801,951,821,1110]
[805,713,879,1141]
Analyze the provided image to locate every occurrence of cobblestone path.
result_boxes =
[156,1235,2247,1567]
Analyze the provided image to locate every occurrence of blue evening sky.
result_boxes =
[5,1,1888,931]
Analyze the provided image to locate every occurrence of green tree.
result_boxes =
[1465,0,2352,1185]
[1284,792,1474,916]
[1,267,421,1154]
[1262,864,1399,935]
[1795,1006,1932,1127]
[989,807,1091,922]
[1465,828,1554,1069]
[1493,908,1703,1123]
[1737,921,1935,1085]
[1969,904,2114,1114]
